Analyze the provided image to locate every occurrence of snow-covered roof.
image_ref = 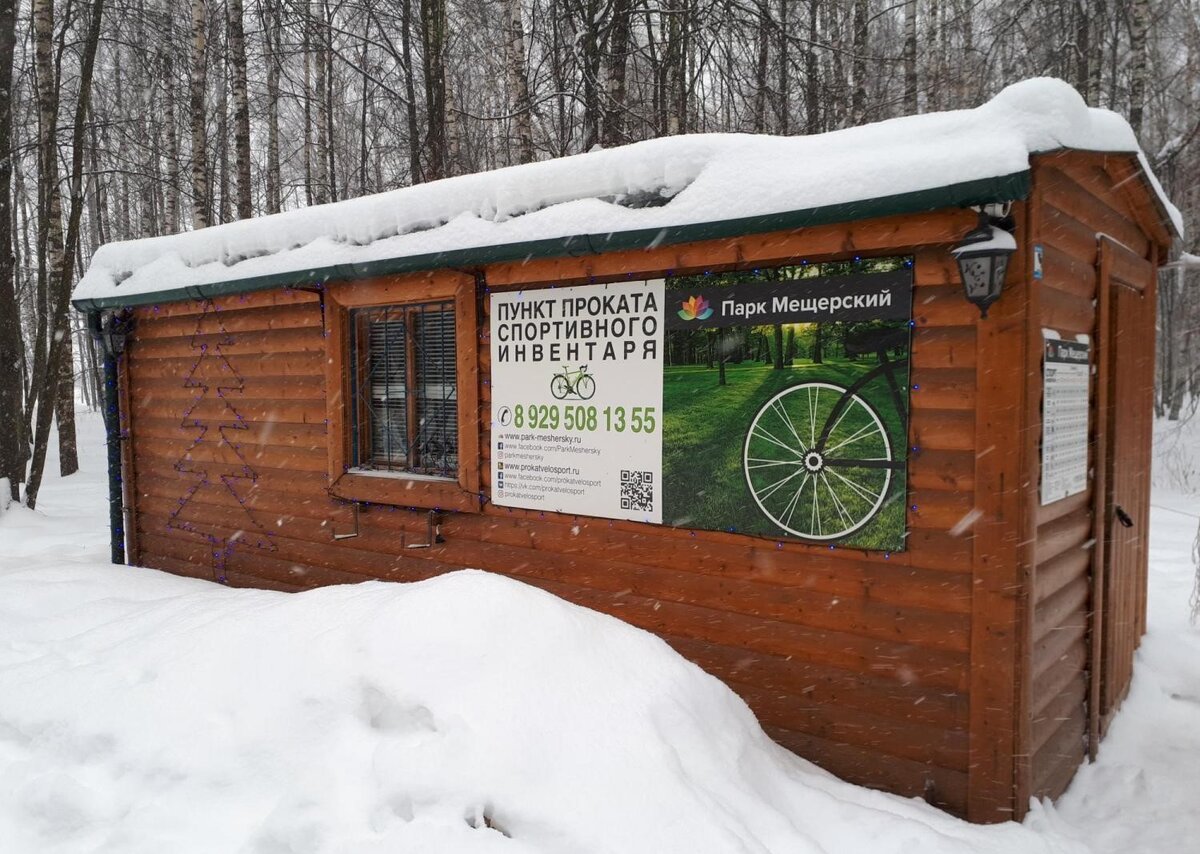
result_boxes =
[74,78,1180,311]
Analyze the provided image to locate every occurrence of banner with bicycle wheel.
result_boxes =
[661,262,912,551]
[489,262,913,551]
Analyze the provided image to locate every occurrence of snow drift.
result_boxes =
[0,555,1090,853]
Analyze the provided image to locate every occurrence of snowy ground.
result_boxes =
[1041,415,1200,852]
[0,412,1196,854]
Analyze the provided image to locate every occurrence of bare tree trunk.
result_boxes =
[359,26,370,195]
[1088,0,1105,106]
[851,0,868,124]
[14,159,34,414]
[163,46,180,232]
[228,0,252,219]
[1071,0,1090,102]
[601,0,631,147]
[445,75,464,175]
[80,283,102,408]
[190,0,210,228]
[26,0,106,507]
[55,322,76,476]
[927,0,941,111]
[777,0,789,133]
[664,0,688,134]
[421,0,448,179]
[805,1,819,133]
[903,0,918,113]
[1128,0,1149,138]
[0,0,22,501]
[262,1,281,211]
[324,2,338,201]
[958,0,974,105]
[28,0,64,436]
[578,0,603,147]
[753,2,769,132]
[311,3,330,202]
[135,3,155,238]
[400,0,421,182]
[505,0,534,162]
[302,12,315,205]
[826,2,846,128]
[216,50,231,224]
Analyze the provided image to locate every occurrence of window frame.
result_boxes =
[325,270,480,512]
[350,301,458,477]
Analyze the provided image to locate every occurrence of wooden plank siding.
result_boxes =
[1028,158,1101,802]
[1025,153,1161,803]
[114,154,1166,824]
[120,210,984,819]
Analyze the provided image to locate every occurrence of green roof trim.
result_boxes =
[73,169,1031,312]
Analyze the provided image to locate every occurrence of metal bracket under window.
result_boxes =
[406,510,446,548]
[332,501,362,540]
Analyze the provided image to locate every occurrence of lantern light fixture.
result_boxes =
[88,310,130,358]
[952,209,1017,318]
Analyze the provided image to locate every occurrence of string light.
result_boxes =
[166,299,277,584]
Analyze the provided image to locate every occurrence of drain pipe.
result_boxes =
[89,310,129,565]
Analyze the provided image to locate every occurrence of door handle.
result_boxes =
[1115,506,1134,528]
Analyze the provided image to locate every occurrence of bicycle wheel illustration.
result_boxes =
[550,374,571,399]
[576,374,596,400]
[743,382,893,540]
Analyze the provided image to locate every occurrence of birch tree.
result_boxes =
[25,0,106,506]
[190,0,210,228]
[0,0,21,501]
[229,0,252,219]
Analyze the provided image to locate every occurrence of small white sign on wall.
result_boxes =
[1041,332,1091,505]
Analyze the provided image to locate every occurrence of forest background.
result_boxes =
[0,0,1197,506]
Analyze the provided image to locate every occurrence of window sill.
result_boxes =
[347,467,457,483]
[329,470,479,513]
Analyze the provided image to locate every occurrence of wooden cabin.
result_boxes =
[74,81,1177,823]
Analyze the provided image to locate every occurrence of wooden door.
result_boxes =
[1093,238,1155,740]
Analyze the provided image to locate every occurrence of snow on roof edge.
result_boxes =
[74,78,1181,311]
[73,169,1031,311]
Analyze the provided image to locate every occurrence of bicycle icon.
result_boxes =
[550,365,596,400]
[743,327,909,541]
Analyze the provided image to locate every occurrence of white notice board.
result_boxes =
[489,279,664,523]
[1040,333,1090,505]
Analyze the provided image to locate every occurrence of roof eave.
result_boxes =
[72,169,1031,313]
[1031,148,1181,249]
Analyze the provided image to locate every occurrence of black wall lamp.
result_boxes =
[88,309,131,358]
[952,204,1017,318]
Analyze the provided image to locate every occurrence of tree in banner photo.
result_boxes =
[662,260,914,552]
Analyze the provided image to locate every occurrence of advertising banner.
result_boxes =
[490,263,913,551]
[490,280,665,523]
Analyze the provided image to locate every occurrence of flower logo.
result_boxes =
[678,295,713,321]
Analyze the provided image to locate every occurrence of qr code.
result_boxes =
[620,470,654,512]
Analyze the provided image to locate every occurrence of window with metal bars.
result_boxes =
[349,301,458,478]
